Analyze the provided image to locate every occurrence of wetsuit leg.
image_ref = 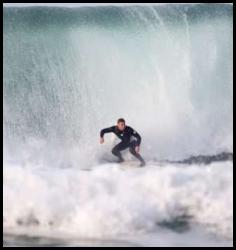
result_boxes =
[112,141,129,162]
[129,141,146,166]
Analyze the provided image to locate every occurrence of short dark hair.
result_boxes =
[117,118,125,124]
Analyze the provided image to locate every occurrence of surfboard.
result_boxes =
[120,160,139,165]
[99,158,145,169]
[119,160,141,169]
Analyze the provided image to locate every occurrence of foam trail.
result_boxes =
[4,161,233,240]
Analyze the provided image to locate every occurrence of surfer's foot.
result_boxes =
[117,158,124,163]
[140,161,146,167]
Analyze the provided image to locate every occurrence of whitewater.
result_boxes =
[3,3,233,247]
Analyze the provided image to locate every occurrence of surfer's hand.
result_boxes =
[135,146,140,153]
[100,137,104,144]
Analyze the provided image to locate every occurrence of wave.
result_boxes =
[3,4,233,165]
[3,4,233,243]
[3,161,233,240]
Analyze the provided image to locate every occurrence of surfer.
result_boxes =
[100,118,146,166]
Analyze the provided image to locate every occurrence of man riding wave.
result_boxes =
[100,118,146,167]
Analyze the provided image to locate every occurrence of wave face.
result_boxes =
[3,4,233,165]
[3,4,233,244]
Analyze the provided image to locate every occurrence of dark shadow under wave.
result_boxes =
[165,152,233,165]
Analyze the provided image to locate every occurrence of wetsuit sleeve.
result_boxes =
[100,126,115,138]
[131,128,142,146]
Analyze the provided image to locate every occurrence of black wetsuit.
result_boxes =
[100,125,145,165]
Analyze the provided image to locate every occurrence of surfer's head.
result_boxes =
[117,118,126,131]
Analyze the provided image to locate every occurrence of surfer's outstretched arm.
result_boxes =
[100,126,115,138]
[100,126,115,144]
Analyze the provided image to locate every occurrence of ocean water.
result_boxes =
[3,3,233,247]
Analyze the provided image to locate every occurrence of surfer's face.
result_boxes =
[117,122,125,131]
